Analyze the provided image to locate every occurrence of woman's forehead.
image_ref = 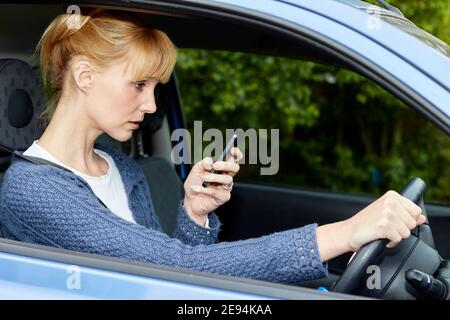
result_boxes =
[103,59,144,79]
[118,59,161,81]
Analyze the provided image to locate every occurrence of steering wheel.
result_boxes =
[332,177,442,299]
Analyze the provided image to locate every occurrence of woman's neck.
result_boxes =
[37,101,108,176]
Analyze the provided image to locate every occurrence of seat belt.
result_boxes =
[0,143,108,208]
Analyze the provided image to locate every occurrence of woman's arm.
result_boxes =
[171,200,222,245]
[1,166,327,284]
[166,148,243,245]
[138,169,221,245]
[182,148,242,226]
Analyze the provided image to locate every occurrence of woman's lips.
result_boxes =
[129,121,140,128]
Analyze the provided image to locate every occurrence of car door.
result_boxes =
[0,0,363,299]
[0,0,448,299]
[170,0,450,277]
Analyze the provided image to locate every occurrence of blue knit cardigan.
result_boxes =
[0,143,327,284]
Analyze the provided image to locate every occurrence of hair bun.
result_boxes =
[59,7,101,40]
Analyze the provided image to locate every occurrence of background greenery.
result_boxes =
[174,0,450,204]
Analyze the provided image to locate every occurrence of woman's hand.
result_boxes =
[317,190,426,262]
[183,147,243,226]
[345,190,426,251]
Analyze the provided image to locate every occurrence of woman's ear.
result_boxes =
[71,55,94,95]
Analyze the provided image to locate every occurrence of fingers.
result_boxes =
[392,201,420,230]
[386,226,402,248]
[394,192,423,221]
[197,148,242,175]
[385,212,411,248]
[380,190,426,248]
[228,147,243,163]
[417,214,426,225]
[212,161,240,175]
[200,157,214,172]
[190,185,231,202]
[197,155,240,174]
[194,148,241,186]
[383,191,425,224]
[202,172,233,186]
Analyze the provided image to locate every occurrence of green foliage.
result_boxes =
[175,1,450,204]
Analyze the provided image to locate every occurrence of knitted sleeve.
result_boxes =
[171,201,222,246]
[136,163,221,245]
[1,167,328,284]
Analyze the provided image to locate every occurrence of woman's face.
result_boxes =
[87,59,158,142]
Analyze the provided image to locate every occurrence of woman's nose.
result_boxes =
[140,93,157,114]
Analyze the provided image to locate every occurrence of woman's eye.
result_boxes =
[135,81,146,91]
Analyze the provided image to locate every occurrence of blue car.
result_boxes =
[0,0,448,299]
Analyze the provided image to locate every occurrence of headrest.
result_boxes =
[0,58,170,154]
[0,58,46,151]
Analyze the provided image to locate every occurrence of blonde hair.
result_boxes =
[35,8,177,126]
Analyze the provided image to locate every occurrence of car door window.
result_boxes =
[175,49,450,205]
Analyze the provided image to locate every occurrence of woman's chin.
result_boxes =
[106,131,132,143]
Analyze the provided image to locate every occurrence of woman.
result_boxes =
[0,9,425,284]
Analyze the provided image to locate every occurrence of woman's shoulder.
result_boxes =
[1,143,144,196]
[1,154,104,213]
[5,153,56,179]
[2,154,82,190]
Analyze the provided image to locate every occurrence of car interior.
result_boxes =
[0,3,449,297]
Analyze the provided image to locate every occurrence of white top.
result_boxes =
[23,140,137,224]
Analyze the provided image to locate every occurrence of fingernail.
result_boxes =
[202,175,209,181]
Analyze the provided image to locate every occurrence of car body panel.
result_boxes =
[0,240,356,299]
[0,252,275,299]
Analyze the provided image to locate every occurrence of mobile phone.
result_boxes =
[202,134,237,188]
